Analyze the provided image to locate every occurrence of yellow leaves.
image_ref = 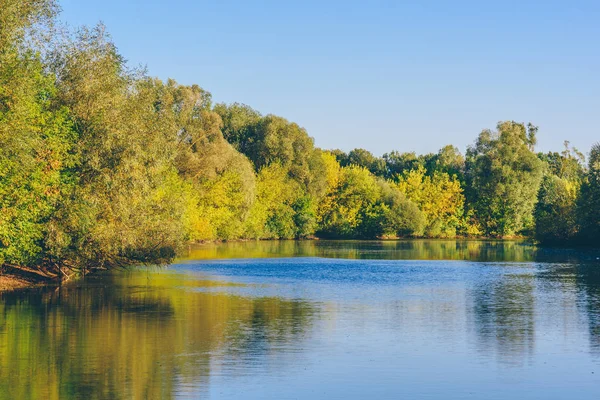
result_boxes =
[396,167,466,237]
[316,165,383,236]
[188,213,215,241]
[563,179,580,200]
[183,169,257,241]
[255,163,298,204]
[321,151,341,189]
[396,166,426,202]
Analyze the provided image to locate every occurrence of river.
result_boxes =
[1,240,599,399]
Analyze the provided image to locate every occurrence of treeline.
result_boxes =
[1,1,599,276]
[330,128,600,246]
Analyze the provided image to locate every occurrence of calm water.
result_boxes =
[2,240,600,399]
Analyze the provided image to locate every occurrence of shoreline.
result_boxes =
[0,274,35,291]
[0,267,56,292]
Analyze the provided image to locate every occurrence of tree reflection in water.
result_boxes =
[0,272,317,400]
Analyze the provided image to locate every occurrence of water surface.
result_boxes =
[1,240,600,399]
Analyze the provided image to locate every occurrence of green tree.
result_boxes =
[317,165,381,238]
[217,104,328,238]
[534,141,584,245]
[317,165,424,238]
[423,145,465,183]
[213,102,262,154]
[396,167,467,237]
[466,121,544,237]
[577,144,600,246]
[336,148,387,177]
[537,141,585,183]
[244,163,302,239]
[46,26,190,270]
[534,175,579,244]
[382,151,423,179]
[0,0,76,268]
[0,0,57,50]
[221,108,326,193]
[149,81,256,241]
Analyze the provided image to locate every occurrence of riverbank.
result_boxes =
[0,267,55,292]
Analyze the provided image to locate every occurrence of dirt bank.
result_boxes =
[0,267,55,292]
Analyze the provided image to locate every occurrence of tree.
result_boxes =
[534,175,579,244]
[150,81,256,241]
[372,180,425,238]
[424,145,465,183]
[0,0,58,51]
[396,166,466,237]
[213,102,261,154]
[577,144,600,246]
[338,148,387,177]
[534,141,584,245]
[244,163,302,239]
[46,26,190,270]
[0,0,75,268]
[316,165,424,238]
[216,104,327,194]
[317,165,381,238]
[216,104,328,238]
[466,121,545,237]
[537,141,585,183]
[382,151,423,180]
[329,149,349,167]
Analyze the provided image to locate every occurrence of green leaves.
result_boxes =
[396,167,465,238]
[0,38,75,267]
[466,121,545,237]
[576,144,600,246]
[315,162,424,239]
[534,175,579,244]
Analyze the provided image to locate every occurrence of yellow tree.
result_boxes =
[396,166,466,237]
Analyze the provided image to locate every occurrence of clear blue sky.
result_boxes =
[59,0,599,156]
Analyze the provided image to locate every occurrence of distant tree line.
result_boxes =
[1,1,598,276]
